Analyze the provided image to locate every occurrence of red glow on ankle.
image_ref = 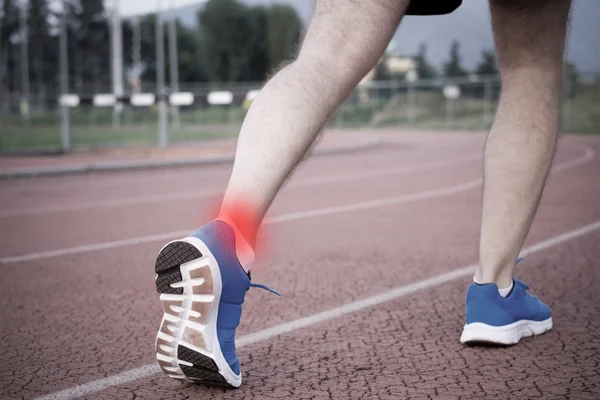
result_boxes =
[218,201,260,249]
[202,199,271,268]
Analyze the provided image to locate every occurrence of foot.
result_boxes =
[460,280,552,345]
[153,220,251,387]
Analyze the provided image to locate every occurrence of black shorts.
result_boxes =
[406,0,462,16]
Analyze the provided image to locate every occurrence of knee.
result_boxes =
[294,0,406,83]
[294,43,378,85]
[491,0,571,74]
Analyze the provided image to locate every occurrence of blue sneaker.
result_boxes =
[460,279,552,345]
[153,220,277,387]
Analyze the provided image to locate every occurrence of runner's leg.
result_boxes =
[219,0,410,247]
[477,0,572,287]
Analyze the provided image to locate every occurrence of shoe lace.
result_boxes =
[515,257,536,297]
[247,271,281,296]
[516,257,524,265]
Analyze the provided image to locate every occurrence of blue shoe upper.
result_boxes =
[190,220,278,376]
[190,221,250,376]
[465,279,551,327]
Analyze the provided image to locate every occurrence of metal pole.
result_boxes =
[20,0,30,125]
[451,97,455,129]
[563,70,571,132]
[168,1,180,130]
[407,83,416,125]
[132,17,141,93]
[483,78,491,127]
[156,0,168,147]
[446,98,455,130]
[0,15,3,117]
[111,0,123,129]
[60,0,71,150]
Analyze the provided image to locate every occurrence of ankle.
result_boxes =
[474,270,513,290]
[219,200,261,247]
[216,214,256,272]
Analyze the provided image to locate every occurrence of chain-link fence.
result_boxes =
[1,75,598,154]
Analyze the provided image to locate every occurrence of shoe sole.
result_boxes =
[460,317,553,345]
[154,238,242,388]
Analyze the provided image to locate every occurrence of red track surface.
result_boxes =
[1,131,599,400]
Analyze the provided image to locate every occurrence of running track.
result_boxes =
[1,131,599,400]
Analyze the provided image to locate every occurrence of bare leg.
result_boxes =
[476,0,572,287]
[219,0,409,247]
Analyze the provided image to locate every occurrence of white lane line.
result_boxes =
[0,155,482,218]
[268,179,482,224]
[33,218,600,400]
[0,147,593,265]
[0,180,481,265]
[550,147,594,172]
[290,154,481,188]
[0,189,222,218]
[0,231,192,265]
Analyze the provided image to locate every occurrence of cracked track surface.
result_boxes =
[0,131,599,399]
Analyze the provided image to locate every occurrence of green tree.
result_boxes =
[121,19,134,70]
[414,43,438,80]
[134,15,204,87]
[160,19,208,84]
[443,40,467,78]
[136,13,172,88]
[266,5,301,72]
[198,0,259,82]
[475,49,498,76]
[197,0,301,82]
[71,0,110,91]
[137,14,158,84]
[175,22,208,83]
[0,0,19,101]
[565,62,580,99]
[239,6,269,82]
[238,5,268,81]
[0,0,19,49]
[56,0,110,91]
[28,0,53,100]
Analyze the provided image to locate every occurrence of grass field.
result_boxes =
[0,124,240,153]
[0,106,243,153]
[349,82,600,132]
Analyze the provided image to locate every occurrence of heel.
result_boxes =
[154,240,226,383]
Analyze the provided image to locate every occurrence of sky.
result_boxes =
[48,0,208,16]
[107,0,207,16]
